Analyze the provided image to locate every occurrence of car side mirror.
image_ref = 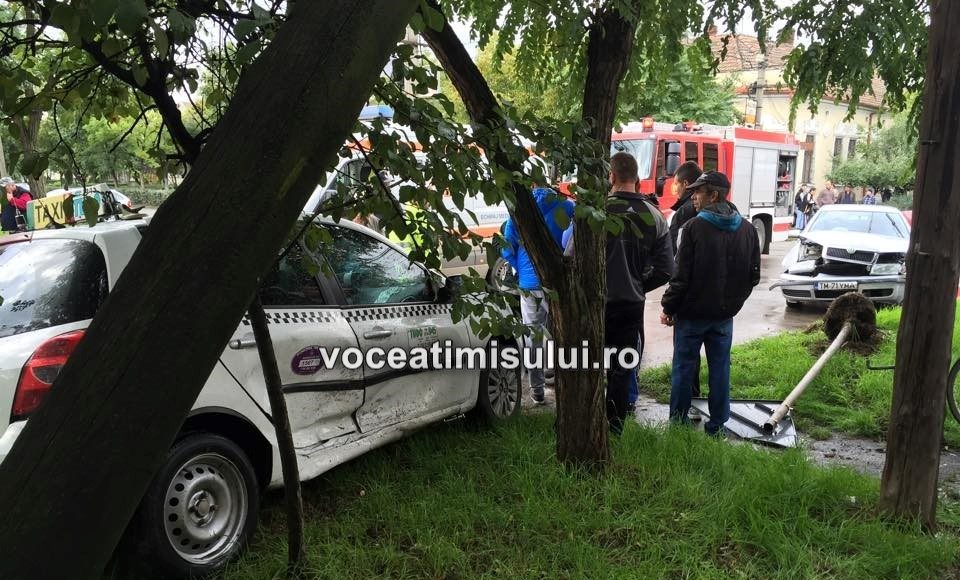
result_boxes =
[436,275,463,303]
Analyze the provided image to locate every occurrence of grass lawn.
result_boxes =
[219,415,959,579]
[640,302,960,447]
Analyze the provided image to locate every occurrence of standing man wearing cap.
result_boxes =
[1,177,32,232]
[659,170,760,436]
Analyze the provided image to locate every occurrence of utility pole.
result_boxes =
[754,53,767,130]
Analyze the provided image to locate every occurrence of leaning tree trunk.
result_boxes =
[0,2,417,579]
[879,0,960,531]
[424,3,636,469]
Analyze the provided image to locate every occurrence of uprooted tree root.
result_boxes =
[808,293,883,356]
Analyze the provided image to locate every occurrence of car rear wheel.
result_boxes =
[126,433,260,579]
[471,360,522,422]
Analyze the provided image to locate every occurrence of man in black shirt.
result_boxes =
[603,152,674,434]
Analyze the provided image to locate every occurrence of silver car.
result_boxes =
[772,204,910,308]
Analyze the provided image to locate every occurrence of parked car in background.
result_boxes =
[0,217,520,578]
[771,205,910,308]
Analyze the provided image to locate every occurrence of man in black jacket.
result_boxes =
[603,152,674,434]
[660,171,760,436]
[666,161,703,408]
[667,161,702,253]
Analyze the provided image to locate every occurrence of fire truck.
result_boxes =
[610,118,800,254]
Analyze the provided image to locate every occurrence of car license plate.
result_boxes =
[816,281,858,291]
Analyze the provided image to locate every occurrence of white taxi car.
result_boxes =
[772,204,910,307]
[0,217,520,578]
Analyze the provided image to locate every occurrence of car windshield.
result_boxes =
[808,211,909,238]
[610,139,655,179]
[0,239,107,339]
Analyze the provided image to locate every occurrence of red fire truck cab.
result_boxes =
[610,119,799,254]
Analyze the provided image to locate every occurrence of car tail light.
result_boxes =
[12,330,85,421]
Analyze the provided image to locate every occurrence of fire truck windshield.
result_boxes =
[610,139,655,179]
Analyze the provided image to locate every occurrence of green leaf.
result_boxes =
[167,8,195,36]
[552,206,570,231]
[235,40,261,67]
[102,37,123,57]
[83,197,100,227]
[132,66,148,87]
[116,0,148,36]
[62,197,75,223]
[152,23,169,60]
[90,0,118,27]
[420,1,445,32]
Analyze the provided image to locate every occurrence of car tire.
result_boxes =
[487,257,514,291]
[470,356,522,422]
[752,217,769,255]
[125,433,260,579]
[785,300,803,310]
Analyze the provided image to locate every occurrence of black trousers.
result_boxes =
[605,304,644,434]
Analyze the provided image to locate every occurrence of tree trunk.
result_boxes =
[248,296,304,578]
[424,3,635,469]
[0,2,417,578]
[13,11,46,195]
[879,0,960,531]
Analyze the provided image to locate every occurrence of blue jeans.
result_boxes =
[669,317,733,435]
[627,326,644,405]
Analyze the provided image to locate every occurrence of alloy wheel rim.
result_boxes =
[487,367,519,416]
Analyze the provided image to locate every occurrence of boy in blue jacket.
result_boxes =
[501,187,574,404]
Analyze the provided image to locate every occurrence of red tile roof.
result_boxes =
[713,33,886,110]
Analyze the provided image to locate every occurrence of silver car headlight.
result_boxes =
[870,263,901,275]
[798,243,822,261]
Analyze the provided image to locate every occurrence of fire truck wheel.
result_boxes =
[752,217,769,254]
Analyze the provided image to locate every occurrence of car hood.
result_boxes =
[783,230,908,268]
[801,231,907,253]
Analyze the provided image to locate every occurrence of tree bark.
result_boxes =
[424,3,635,469]
[879,0,960,531]
[551,8,636,467]
[0,2,417,578]
[248,296,304,578]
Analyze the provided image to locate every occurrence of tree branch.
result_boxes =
[420,1,564,283]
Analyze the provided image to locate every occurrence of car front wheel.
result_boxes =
[127,433,260,579]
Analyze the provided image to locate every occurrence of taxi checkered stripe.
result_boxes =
[241,310,340,326]
[344,304,451,322]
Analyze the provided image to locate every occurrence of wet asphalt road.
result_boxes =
[640,239,822,369]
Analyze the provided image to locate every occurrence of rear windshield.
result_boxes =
[0,239,107,338]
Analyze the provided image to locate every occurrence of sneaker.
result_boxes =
[689,407,703,422]
[531,389,546,405]
[626,401,636,414]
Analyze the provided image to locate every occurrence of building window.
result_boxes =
[833,137,844,166]
[847,139,858,159]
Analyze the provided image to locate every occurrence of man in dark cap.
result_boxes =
[659,170,760,436]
